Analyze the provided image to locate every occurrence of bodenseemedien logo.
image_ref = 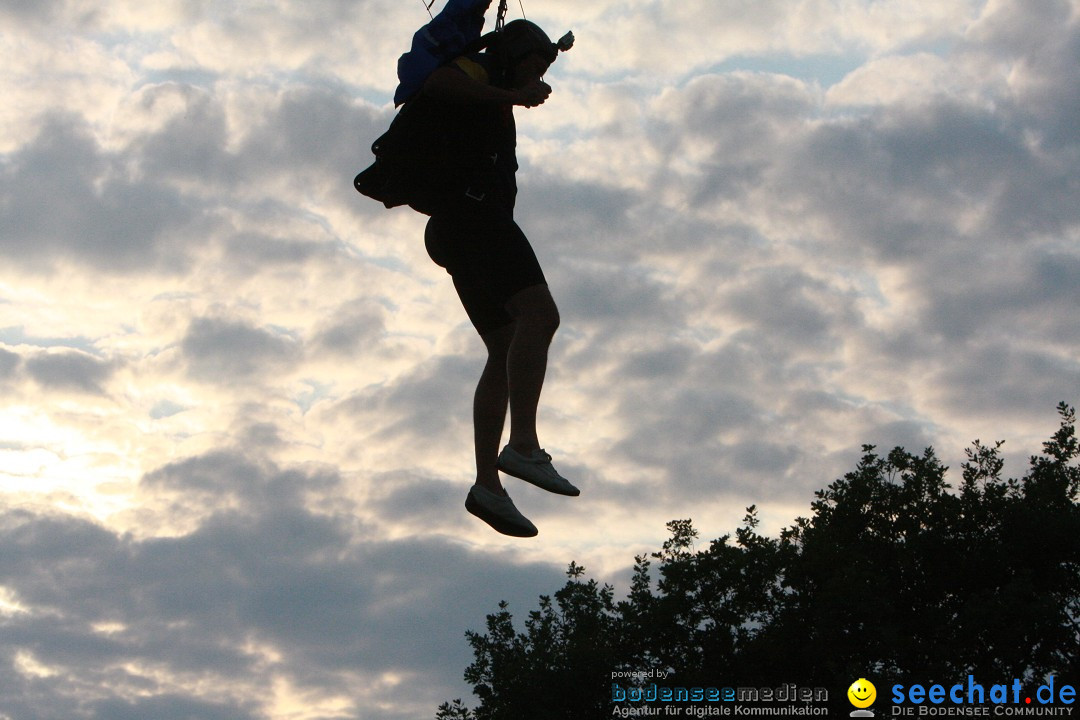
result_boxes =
[609,679,830,716]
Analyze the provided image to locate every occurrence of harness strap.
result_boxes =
[496,0,508,31]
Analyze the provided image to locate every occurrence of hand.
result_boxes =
[514,80,552,108]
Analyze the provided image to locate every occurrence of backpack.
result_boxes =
[353,99,444,214]
[394,0,489,106]
[353,91,503,216]
[354,0,496,214]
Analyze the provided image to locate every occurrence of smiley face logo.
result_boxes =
[848,678,876,708]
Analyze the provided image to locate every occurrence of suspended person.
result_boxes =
[355,15,578,537]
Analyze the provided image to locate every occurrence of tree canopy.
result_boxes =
[437,403,1080,718]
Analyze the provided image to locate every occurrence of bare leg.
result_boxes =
[474,324,513,495]
[503,284,560,455]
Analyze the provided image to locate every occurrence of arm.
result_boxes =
[423,65,551,107]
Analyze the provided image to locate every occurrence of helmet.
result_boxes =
[495,19,557,68]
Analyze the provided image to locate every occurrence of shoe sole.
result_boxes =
[465,493,538,537]
[497,460,581,496]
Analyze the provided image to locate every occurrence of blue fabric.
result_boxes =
[393,0,489,106]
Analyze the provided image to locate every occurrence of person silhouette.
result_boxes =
[416,20,580,536]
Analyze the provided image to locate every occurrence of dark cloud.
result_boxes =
[223,232,335,271]
[86,695,261,720]
[0,347,20,377]
[969,0,1080,151]
[652,72,815,206]
[554,259,679,337]
[329,353,478,450]
[0,81,394,276]
[368,471,465,525]
[24,350,114,394]
[181,315,302,381]
[618,342,696,380]
[141,448,334,508]
[311,299,387,356]
[0,0,64,24]
[860,418,939,456]
[516,179,638,259]
[604,335,817,499]
[0,113,199,273]
[610,375,782,498]
[933,342,1080,422]
[133,84,235,184]
[916,248,1080,343]
[720,265,860,350]
[235,86,393,197]
[777,104,1015,262]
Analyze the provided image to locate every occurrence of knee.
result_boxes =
[519,300,560,338]
[507,286,560,336]
[545,305,561,335]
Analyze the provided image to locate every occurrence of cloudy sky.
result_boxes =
[1,0,1079,716]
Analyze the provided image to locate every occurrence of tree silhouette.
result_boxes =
[437,403,1080,718]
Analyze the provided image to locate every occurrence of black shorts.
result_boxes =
[425,208,547,336]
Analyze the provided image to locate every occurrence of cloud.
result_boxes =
[25,350,116,394]
[0,347,20,378]
[560,0,984,81]
[0,114,198,273]
[0,0,65,25]
[0,343,117,397]
[311,299,387,356]
[181,315,302,382]
[328,352,478,457]
[0,446,568,719]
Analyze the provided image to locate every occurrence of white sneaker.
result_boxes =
[497,445,580,497]
[465,484,539,537]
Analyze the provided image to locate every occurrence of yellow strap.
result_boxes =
[452,56,490,85]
